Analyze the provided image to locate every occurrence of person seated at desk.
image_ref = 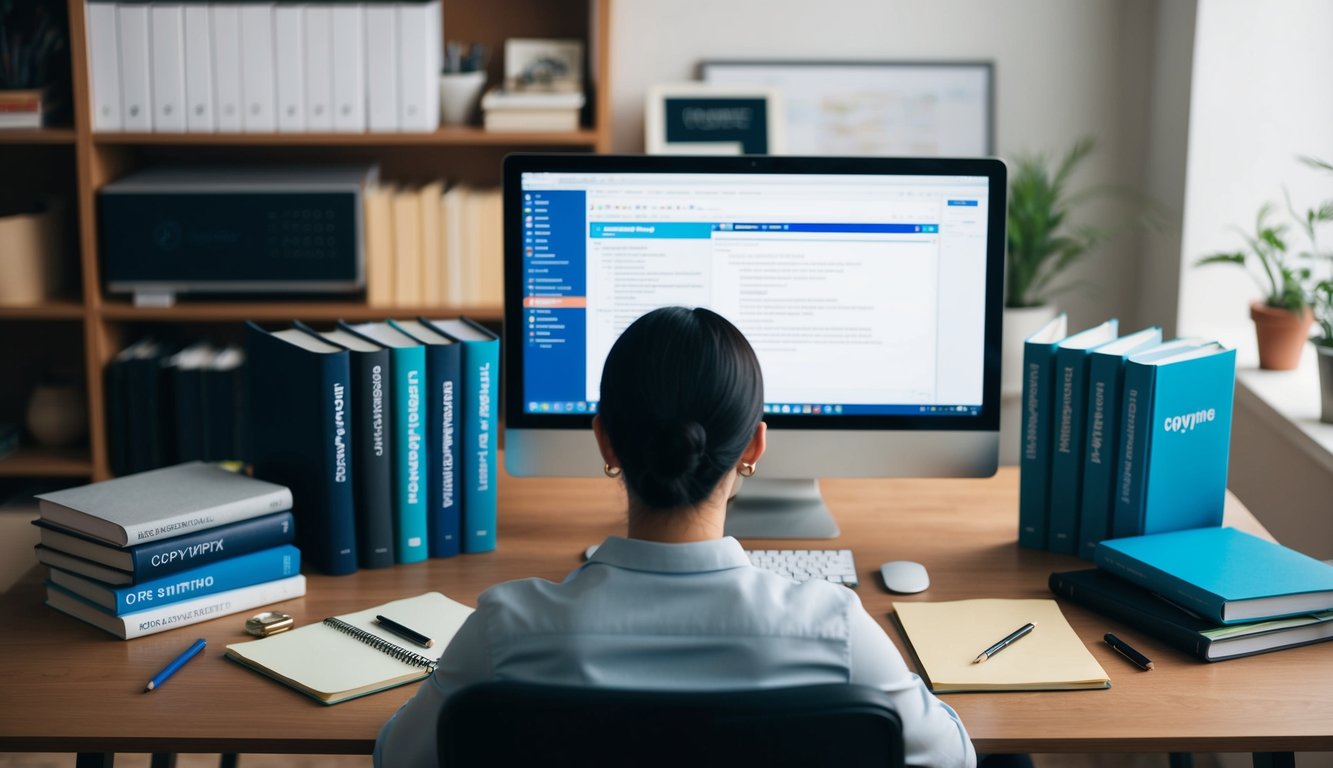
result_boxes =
[375,306,977,768]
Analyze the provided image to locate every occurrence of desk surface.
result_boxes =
[1,467,1330,755]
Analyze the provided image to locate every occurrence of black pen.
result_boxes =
[375,615,434,648]
[973,622,1036,664]
[1104,632,1153,670]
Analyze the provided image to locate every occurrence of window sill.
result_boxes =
[1234,344,1333,474]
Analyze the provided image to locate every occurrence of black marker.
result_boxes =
[1104,632,1153,670]
[973,622,1036,664]
[375,615,434,648]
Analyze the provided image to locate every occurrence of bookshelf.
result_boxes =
[2,0,614,483]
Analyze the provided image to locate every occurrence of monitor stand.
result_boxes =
[723,479,840,539]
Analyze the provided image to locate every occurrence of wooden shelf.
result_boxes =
[93,127,600,147]
[98,300,503,323]
[0,128,77,145]
[0,302,86,320]
[0,446,92,478]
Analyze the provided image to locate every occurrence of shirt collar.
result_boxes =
[587,535,752,574]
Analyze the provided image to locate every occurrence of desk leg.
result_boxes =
[1253,753,1295,768]
[150,754,177,768]
[220,754,239,768]
[75,754,113,768]
[1169,753,1194,768]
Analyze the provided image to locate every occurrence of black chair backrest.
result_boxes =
[437,681,904,768]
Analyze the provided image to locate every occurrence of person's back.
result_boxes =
[375,307,976,768]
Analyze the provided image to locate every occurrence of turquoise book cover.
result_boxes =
[1017,314,1067,550]
[1094,527,1333,624]
[341,322,430,564]
[1112,341,1234,541]
[100,545,300,615]
[1046,319,1118,555]
[430,318,499,554]
[1076,326,1162,560]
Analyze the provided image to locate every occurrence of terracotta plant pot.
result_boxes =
[1250,303,1313,370]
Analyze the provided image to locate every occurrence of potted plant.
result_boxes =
[1302,156,1333,421]
[1002,136,1113,393]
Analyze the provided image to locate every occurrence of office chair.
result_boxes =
[436,681,905,768]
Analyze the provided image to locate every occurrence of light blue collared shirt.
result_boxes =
[375,536,976,768]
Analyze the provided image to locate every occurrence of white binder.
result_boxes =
[149,4,186,132]
[238,4,276,132]
[395,0,441,131]
[116,3,153,131]
[211,4,244,132]
[303,4,333,131]
[86,1,123,132]
[183,4,214,132]
[273,4,306,132]
[329,4,366,132]
[364,3,397,132]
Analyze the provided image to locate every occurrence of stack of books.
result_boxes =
[480,88,584,132]
[0,89,53,130]
[34,462,306,639]
[1051,526,1333,661]
[1017,315,1236,558]
[246,317,499,576]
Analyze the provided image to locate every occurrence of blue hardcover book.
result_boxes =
[1017,313,1067,550]
[1094,527,1333,624]
[1075,326,1162,559]
[341,321,429,564]
[32,510,295,584]
[392,319,463,558]
[1046,318,1119,555]
[428,317,499,554]
[1112,341,1234,540]
[305,325,396,569]
[245,322,359,576]
[47,544,302,615]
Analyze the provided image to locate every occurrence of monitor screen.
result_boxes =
[503,154,1005,537]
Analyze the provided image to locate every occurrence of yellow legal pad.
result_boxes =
[894,598,1110,692]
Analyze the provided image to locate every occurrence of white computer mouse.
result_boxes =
[880,560,930,594]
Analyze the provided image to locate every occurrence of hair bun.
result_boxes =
[646,418,707,481]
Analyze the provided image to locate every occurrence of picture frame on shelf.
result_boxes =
[698,60,994,157]
[644,83,783,155]
[504,38,584,93]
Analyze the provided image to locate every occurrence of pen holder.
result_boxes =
[439,71,486,126]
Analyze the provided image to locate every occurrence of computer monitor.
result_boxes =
[503,154,1005,538]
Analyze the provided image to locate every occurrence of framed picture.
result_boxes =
[699,61,994,157]
[645,83,784,155]
[504,38,584,92]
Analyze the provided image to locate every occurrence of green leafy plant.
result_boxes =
[1196,203,1310,313]
[1314,280,1333,348]
[1004,137,1114,308]
[1298,156,1333,346]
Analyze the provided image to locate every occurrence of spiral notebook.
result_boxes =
[224,592,474,705]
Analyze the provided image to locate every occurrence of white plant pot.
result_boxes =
[1001,305,1059,397]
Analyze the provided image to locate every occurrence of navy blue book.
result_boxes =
[1113,341,1234,539]
[1076,327,1162,559]
[1017,313,1067,550]
[171,343,213,463]
[428,318,499,554]
[392,319,463,558]
[245,322,359,576]
[1050,568,1333,662]
[201,345,246,463]
[303,324,396,569]
[1095,527,1333,624]
[1046,319,1118,555]
[47,544,301,615]
[32,510,295,584]
[341,321,430,564]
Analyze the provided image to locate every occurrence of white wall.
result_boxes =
[609,0,1160,331]
[1177,0,1333,362]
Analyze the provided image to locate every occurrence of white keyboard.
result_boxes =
[747,549,859,587]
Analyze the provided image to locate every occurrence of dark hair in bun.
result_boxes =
[598,307,764,510]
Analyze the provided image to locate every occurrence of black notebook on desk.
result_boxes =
[1050,569,1333,662]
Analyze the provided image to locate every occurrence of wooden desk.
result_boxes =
[0,467,1330,757]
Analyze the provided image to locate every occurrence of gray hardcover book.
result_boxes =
[36,462,293,547]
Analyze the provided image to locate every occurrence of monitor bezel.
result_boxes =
[503,152,1006,434]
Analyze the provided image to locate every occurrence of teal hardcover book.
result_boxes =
[1094,527,1333,624]
[1046,318,1119,555]
[1017,314,1067,550]
[1112,341,1234,540]
[428,318,499,554]
[341,322,430,564]
[1075,326,1162,560]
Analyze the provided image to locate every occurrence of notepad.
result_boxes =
[894,599,1110,692]
[225,592,474,705]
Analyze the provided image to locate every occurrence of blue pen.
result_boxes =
[144,638,207,692]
